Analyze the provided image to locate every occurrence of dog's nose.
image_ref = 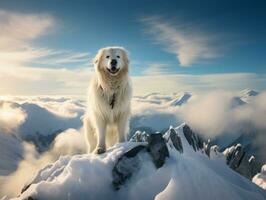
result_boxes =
[111,59,117,66]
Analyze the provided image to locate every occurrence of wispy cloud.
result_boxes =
[0,10,54,49]
[34,51,91,66]
[0,10,54,67]
[141,16,221,66]
[0,10,92,95]
[0,10,90,69]
[132,73,266,95]
[142,63,172,75]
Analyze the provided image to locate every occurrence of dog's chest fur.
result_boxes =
[90,82,131,123]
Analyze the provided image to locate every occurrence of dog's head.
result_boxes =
[94,47,129,76]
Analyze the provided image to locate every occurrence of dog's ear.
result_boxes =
[93,58,99,64]
[94,58,98,64]
[122,49,129,65]
[93,52,99,64]
[93,48,104,67]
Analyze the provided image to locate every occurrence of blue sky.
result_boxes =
[0,0,266,95]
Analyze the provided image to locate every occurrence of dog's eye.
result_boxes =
[116,55,120,58]
[106,55,110,59]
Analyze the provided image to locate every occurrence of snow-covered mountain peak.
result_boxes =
[15,124,266,200]
[240,89,259,103]
[170,92,192,106]
[241,89,259,97]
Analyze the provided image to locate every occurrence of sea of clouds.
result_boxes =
[0,89,266,197]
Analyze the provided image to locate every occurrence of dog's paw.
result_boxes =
[94,147,106,154]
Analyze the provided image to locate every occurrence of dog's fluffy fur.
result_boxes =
[84,47,132,154]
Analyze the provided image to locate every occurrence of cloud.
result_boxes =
[178,91,237,136]
[142,63,172,75]
[0,101,27,134]
[0,142,52,197]
[52,128,87,156]
[132,90,266,140]
[0,9,90,67]
[141,16,221,66]
[0,128,86,197]
[28,97,85,118]
[235,92,266,130]
[0,10,55,67]
[0,10,91,95]
[0,10,54,48]
[0,92,266,198]
[132,73,266,95]
[185,90,266,138]
[0,65,93,95]
[0,10,264,95]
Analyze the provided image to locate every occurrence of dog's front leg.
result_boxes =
[94,119,107,154]
[117,113,129,143]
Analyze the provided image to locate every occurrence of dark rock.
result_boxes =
[227,144,245,170]
[27,197,38,200]
[113,132,170,190]
[234,155,259,179]
[169,128,183,153]
[225,144,261,180]
[148,133,169,168]
[21,184,31,195]
[197,136,204,150]
[112,145,147,190]
[203,139,211,157]
[183,125,201,151]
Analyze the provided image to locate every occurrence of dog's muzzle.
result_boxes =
[107,59,119,74]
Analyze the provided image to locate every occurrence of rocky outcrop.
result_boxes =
[165,127,183,153]
[147,133,169,168]
[225,144,246,170]
[112,145,147,190]
[113,132,169,189]
[183,125,204,151]
[112,124,204,190]
[224,144,261,179]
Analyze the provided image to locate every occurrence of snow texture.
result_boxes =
[253,165,266,190]
[15,124,266,200]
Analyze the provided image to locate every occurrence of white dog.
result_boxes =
[84,47,132,154]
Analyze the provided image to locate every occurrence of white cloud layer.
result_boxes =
[142,63,172,75]
[132,73,266,95]
[0,128,86,197]
[0,101,27,134]
[0,91,265,198]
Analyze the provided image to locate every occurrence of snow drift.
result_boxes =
[253,165,266,190]
[15,124,266,200]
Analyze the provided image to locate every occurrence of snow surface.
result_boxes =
[15,124,266,200]
[253,165,266,190]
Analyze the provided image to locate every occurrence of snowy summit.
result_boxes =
[15,124,266,200]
